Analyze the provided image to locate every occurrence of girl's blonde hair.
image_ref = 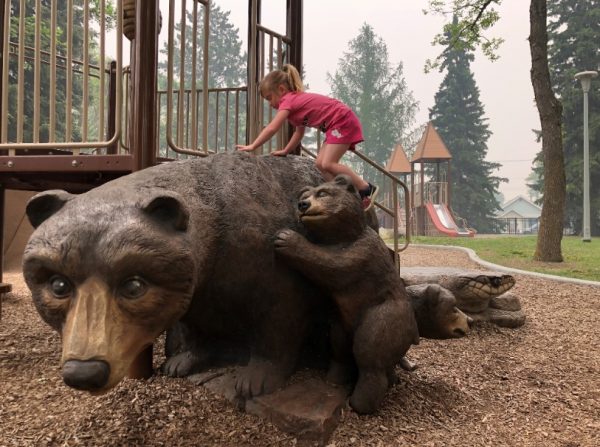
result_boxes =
[259,64,304,96]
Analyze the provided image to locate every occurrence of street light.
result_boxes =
[574,70,598,242]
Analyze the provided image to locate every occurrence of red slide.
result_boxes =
[425,203,475,237]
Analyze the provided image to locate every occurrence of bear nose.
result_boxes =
[298,200,310,213]
[62,359,110,391]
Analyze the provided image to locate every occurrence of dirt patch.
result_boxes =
[1,246,599,446]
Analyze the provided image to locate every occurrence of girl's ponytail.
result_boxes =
[282,64,304,92]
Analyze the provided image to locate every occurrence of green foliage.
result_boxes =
[538,0,600,235]
[326,23,418,176]
[5,0,114,144]
[429,19,506,233]
[424,0,504,72]
[157,3,247,154]
[408,236,600,281]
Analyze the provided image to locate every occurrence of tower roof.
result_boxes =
[386,143,412,174]
[411,122,452,162]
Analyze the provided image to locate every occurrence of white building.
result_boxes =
[495,195,542,234]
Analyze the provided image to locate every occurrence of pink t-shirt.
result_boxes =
[277,91,351,131]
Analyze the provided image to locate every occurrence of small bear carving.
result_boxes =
[275,175,419,414]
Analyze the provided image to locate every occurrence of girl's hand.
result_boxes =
[235,144,255,152]
[271,149,289,157]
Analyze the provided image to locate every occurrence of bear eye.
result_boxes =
[316,190,329,198]
[49,275,73,298]
[119,277,148,299]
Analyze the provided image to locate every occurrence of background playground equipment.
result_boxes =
[380,122,476,238]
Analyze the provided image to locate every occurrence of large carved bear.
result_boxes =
[23,152,327,397]
[274,175,420,414]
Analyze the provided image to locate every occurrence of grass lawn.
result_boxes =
[401,235,600,282]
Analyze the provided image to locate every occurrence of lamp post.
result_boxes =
[574,70,598,242]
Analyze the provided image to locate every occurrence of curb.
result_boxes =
[409,244,600,288]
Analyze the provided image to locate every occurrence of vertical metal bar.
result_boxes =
[215,91,219,151]
[234,90,239,146]
[185,90,190,147]
[33,0,41,143]
[107,61,117,154]
[286,0,302,155]
[66,0,73,145]
[190,0,198,150]
[131,0,159,170]
[177,0,186,148]
[49,0,57,141]
[224,91,229,151]
[202,1,209,153]
[82,0,90,142]
[99,0,106,141]
[1,0,10,144]
[286,0,303,74]
[17,0,25,144]
[247,0,260,145]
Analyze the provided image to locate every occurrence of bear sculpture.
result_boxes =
[274,175,420,414]
[23,152,328,397]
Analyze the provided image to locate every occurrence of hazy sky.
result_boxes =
[165,0,542,201]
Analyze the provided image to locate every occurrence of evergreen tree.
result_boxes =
[429,20,505,233]
[327,23,417,175]
[5,0,114,144]
[543,0,600,235]
[157,3,246,153]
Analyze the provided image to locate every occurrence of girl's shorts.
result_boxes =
[324,110,364,150]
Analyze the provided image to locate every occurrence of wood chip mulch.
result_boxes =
[1,246,599,446]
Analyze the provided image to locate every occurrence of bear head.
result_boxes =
[406,284,473,339]
[296,174,366,243]
[22,188,198,394]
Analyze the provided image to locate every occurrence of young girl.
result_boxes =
[236,64,378,210]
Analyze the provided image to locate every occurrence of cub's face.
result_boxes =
[296,175,366,241]
[417,284,472,339]
[23,189,196,394]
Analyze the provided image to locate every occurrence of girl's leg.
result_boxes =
[316,143,370,191]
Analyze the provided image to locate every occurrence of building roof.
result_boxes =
[386,143,412,174]
[495,195,542,219]
[411,122,452,163]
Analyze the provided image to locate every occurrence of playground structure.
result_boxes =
[382,122,476,238]
[0,0,409,309]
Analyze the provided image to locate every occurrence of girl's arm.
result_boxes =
[271,126,305,156]
[236,109,290,151]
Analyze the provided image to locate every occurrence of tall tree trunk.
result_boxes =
[529,0,565,262]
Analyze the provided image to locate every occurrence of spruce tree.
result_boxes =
[544,0,600,235]
[429,21,505,233]
[327,24,417,174]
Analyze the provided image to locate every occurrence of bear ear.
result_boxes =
[26,190,74,228]
[141,192,189,232]
[424,284,441,306]
[333,174,357,193]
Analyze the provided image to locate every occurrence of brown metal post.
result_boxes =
[247,0,261,145]
[107,61,118,154]
[286,0,302,154]
[126,0,160,378]
[286,0,303,71]
[131,0,159,171]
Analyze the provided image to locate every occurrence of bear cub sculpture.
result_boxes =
[275,175,420,414]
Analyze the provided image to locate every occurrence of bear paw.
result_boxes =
[234,358,288,399]
[349,370,388,414]
[161,350,207,377]
[274,229,302,251]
